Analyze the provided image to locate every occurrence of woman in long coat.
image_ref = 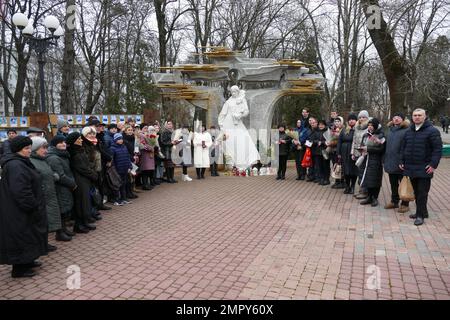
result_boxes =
[159,121,177,183]
[139,126,156,190]
[30,137,70,243]
[193,124,212,179]
[0,136,48,278]
[67,132,98,234]
[337,114,359,194]
[359,118,386,207]
[46,135,77,237]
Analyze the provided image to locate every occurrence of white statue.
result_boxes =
[218,85,260,168]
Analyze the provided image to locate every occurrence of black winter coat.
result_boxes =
[275,131,292,156]
[337,126,358,177]
[46,147,76,215]
[69,145,98,223]
[309,128,324,156]
[401,120,442,178]
[160,129,174,160]
[360,127,385,189]
[123,134,136,160]
[0,154,48,265]
[384,120,409,175]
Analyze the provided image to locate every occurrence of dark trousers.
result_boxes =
[294,149,306,178]
[410,178,431,219]
[368,187,381,199]
[319,156,330,181]
[388,174,409,206]
[278,155,288,178]
[312,155,321,180]
[183,165,188,175]
[114,172,128,201]
[344,175,357,188]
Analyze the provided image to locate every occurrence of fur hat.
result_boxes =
[50,135,66,147]
[31,136,48,152]
[358,110,369,119]
[113,133,123,142]
[347,114,358,121]
[10,136,33,153]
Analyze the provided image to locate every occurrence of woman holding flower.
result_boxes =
[139,126,157,190]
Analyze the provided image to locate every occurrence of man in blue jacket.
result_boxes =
[400,108,442,226]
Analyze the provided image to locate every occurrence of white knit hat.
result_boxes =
[31,136,48,152]
[358,110,369,119]
[81,126,96,137]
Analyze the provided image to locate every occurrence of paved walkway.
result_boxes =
[1,160,450,300]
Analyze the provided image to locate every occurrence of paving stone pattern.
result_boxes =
[1,160,449,300]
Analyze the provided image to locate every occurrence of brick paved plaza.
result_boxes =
[1,159,450,300]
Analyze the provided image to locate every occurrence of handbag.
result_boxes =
[331,163,342,179]
[106,165,122,192]
[399,176,415,202]
[89,187,103,207]
[301,147,312,168]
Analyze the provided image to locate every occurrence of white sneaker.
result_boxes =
[185,175,193,182]
[113,202,123,206]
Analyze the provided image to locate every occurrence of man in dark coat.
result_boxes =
[384,113,410,212]
[0,136,48,278]
[275,124,292,180]
[300,108,311,130]
[159,121,178,183]
[0,129,17,159]
[400,108,443,226]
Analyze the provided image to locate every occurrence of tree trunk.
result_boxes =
[59,0,76,114]
[361,0,411,115]
[154,0,167,68]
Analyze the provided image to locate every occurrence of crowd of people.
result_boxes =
[0,107,444,279]
[275,107,442,225]
[0,117,222,278]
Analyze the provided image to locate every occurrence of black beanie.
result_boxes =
[10,136,33,153]
[368,118,380,130]
[347,114,358,121]
[66,132,81,146]
[393,112,405,121]
[50,135,66,147]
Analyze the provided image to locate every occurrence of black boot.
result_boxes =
[47,243,57,252]
[62,217,75,237]
[142,176,152,190]
[360,196,373,205]
[196,168,201,179]
[12,265,36,278]
[55,229,72,242]
[169,168,178,183]
[74,224,90,234]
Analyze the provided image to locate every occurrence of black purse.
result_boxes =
[89,187,102,207]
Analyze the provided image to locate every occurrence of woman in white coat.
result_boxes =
[193,124,212,179]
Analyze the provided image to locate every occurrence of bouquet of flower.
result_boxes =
[286,129,301,150]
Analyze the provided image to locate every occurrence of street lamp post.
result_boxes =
[12,13,64,113]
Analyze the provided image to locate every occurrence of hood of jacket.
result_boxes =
[0,152,35,169]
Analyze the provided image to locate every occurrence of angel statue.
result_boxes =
[218,85,260,169]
